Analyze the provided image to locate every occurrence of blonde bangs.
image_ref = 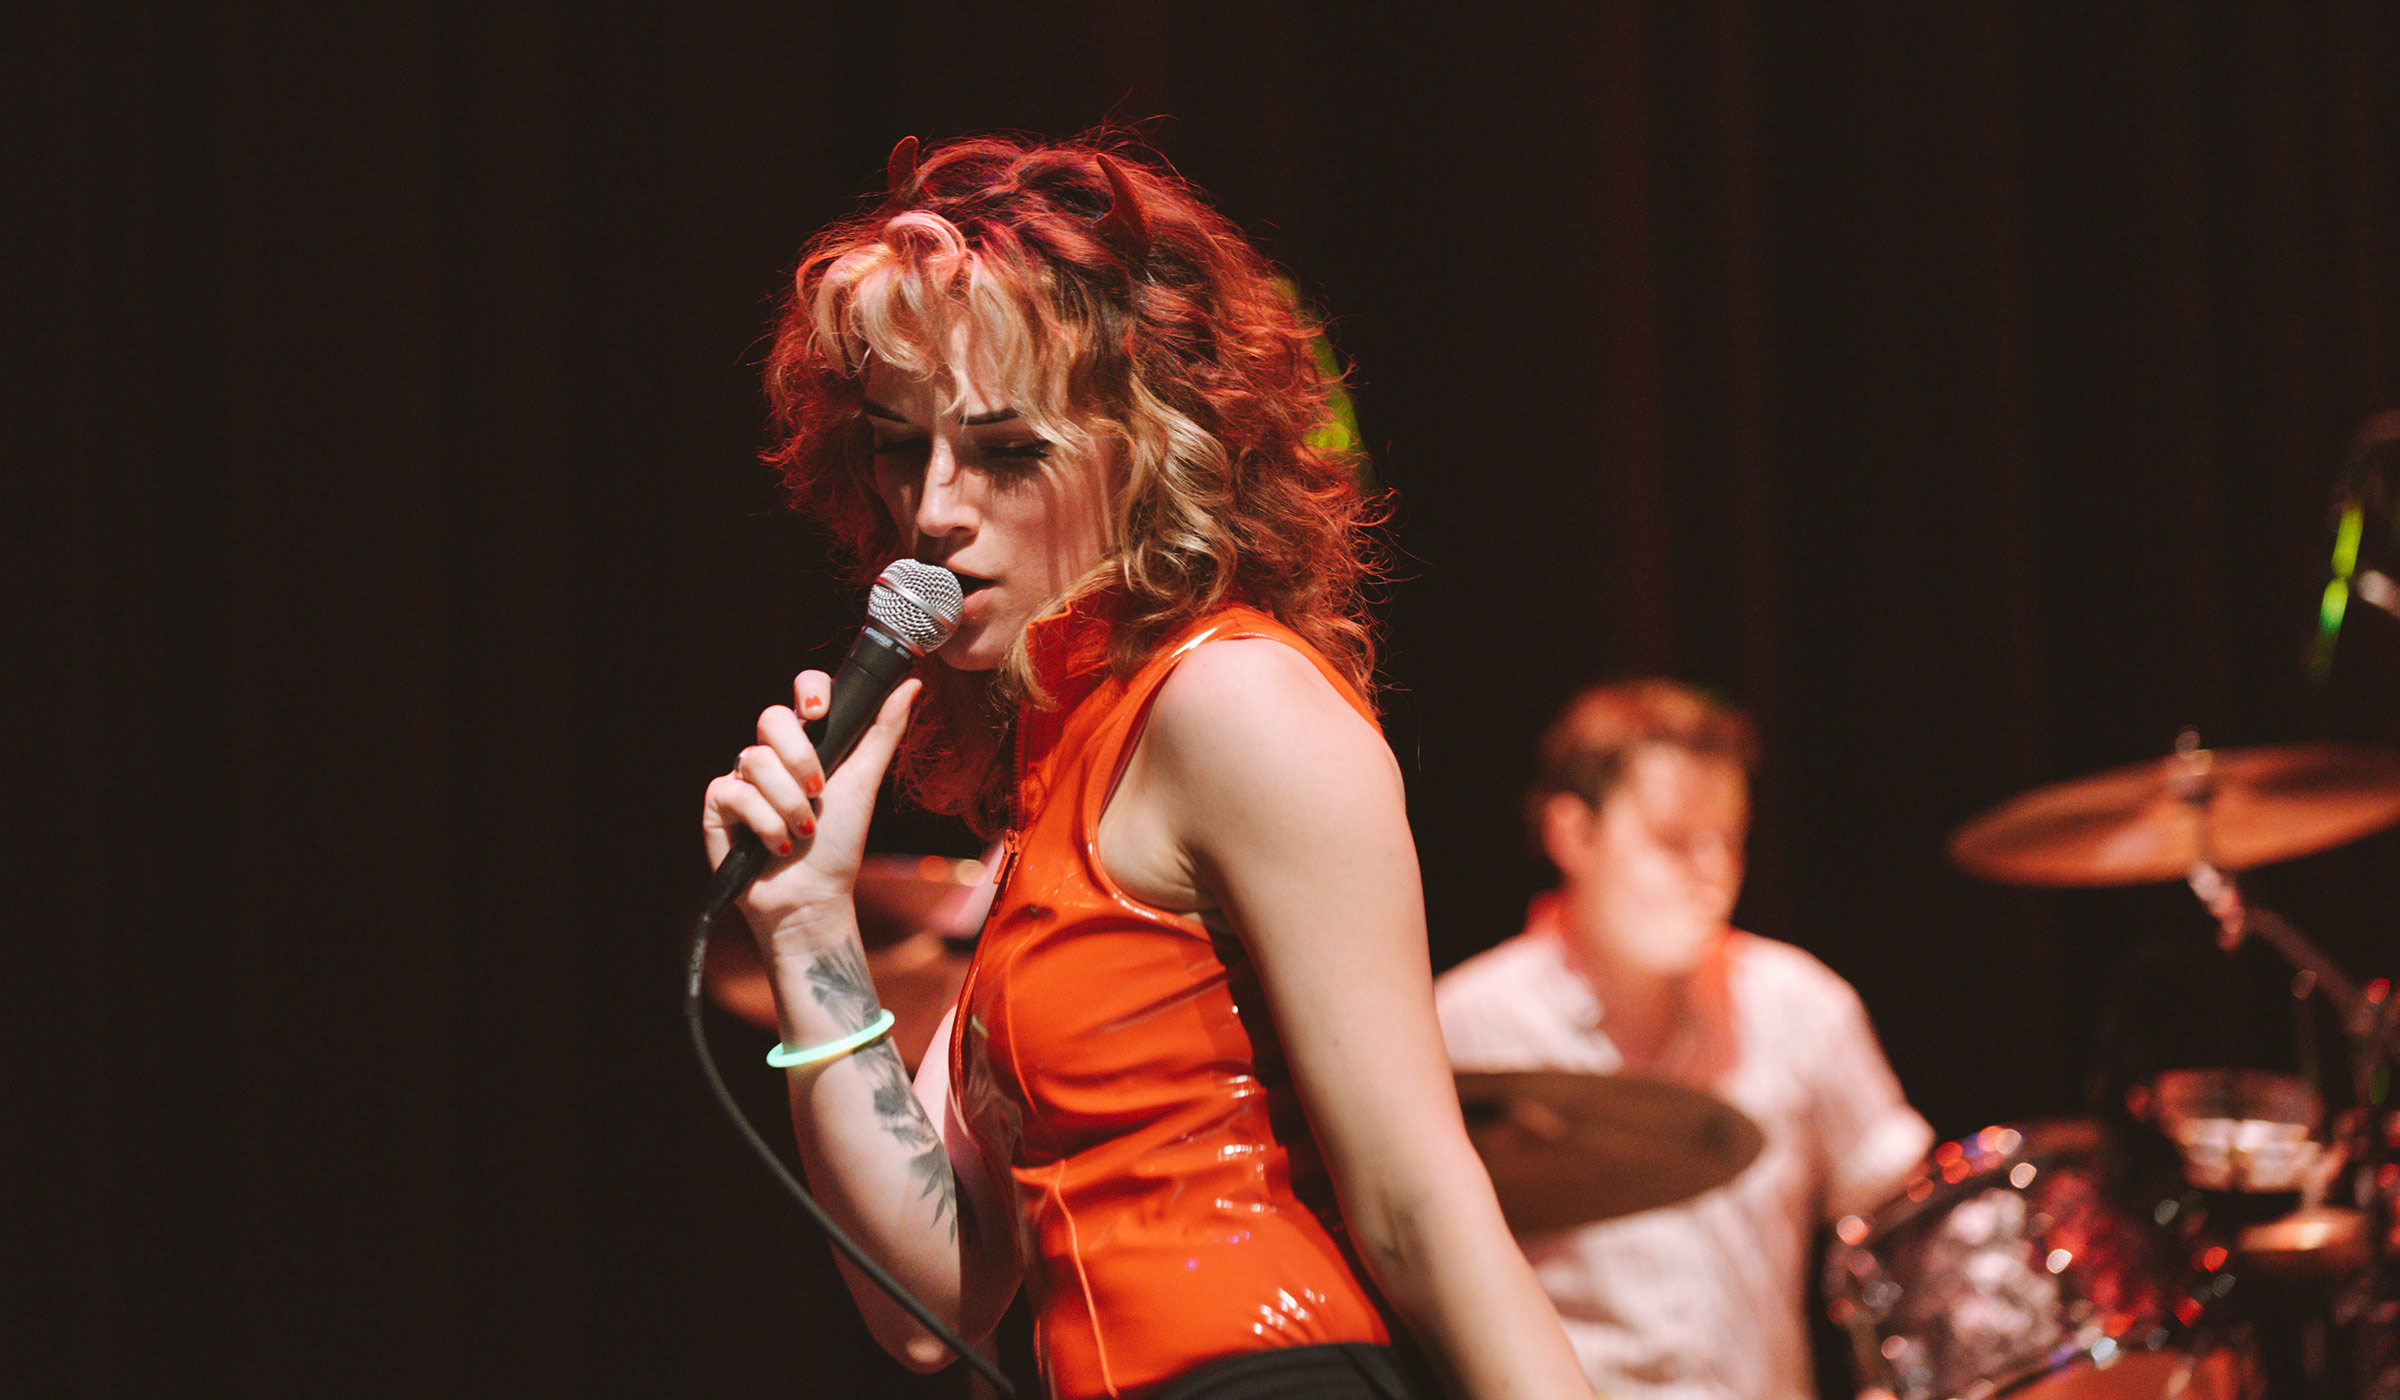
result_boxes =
[807,212,1096,470]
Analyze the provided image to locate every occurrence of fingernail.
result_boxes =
[803,773,823,797]
[779,841,794,856]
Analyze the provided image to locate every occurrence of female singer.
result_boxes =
[702,134,1587,1400]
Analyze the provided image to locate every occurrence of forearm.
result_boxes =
[1346,1144,1591,1400]
[770,936,970,1360]
[702,675,985,1359]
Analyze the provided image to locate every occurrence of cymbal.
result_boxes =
[1947,743,2400,887]
[2236,1206,2370,1281]
[1454,1070,1765,1233]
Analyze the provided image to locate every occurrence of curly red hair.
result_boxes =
[763,133,1381,833]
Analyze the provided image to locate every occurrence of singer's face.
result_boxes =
[862,357,1111,671]
[1547,744,1747,980]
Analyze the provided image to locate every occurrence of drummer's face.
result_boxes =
[1555,744,1747,977]
[863,354,1112,671]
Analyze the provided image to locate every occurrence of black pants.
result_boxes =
[1146,1343,1443,1400]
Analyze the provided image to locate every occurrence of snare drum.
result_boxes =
[1826,1121,2236,1400]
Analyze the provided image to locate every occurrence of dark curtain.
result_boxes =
[17,3,2399,1395]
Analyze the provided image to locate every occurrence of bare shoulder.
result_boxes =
[1142,637,1395,797]
[1146,636,1377,750]
[1102,637,1393,914]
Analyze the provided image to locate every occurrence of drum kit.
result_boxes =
[1442,735,2400,1400]
[1837,735,2400,1400]
[1844,412,2400,1400]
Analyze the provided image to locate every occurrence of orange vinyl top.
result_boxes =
[949,600,1395,1400]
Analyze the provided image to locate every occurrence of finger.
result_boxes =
[715,761,804,856]
[701,773,740,865]
[702,771,785,864]
[734,744,817,844]
[754,706,827,807]
[793,669,833,722]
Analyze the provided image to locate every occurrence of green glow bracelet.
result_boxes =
[766,1007,897,1070]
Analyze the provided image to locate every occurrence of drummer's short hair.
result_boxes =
[1528,679,1759,827]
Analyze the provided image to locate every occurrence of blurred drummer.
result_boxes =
[1435,679,1932,1400]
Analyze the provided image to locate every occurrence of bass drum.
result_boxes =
[1826,1121,2243,1400]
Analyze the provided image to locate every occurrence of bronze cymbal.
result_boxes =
[1947,743,2400,887]
[1454,1070,1765,1233]
[704,851,992,1072]
[2236,1206,2371,1281]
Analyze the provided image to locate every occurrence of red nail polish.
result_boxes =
[779,841,794,856]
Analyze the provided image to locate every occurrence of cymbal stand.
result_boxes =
[2173,731,2392,1074]
[2175,733,2400,1399]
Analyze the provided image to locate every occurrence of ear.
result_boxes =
[1091,153,1153,262]
[1537,791,1593,874]
[885,135,921,197]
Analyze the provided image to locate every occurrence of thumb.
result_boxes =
[825,677,921,798]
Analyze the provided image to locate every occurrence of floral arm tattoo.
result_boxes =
[806,945,958,1240]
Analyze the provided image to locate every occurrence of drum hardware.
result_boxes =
[1948,728,2400,1119]
[2143,1069,2333,1197]
[1826,1121,2241,1400]
[1915,415,2400,1396]
[1948,724,2400,1400]
[1450,1070,1764,1232]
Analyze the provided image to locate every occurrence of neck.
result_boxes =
[1601,963,1692,1066]
[1553,924,1693,1070]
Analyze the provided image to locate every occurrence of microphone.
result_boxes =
[703,559,963,922]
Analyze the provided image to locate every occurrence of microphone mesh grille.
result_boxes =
[868,559,964,655]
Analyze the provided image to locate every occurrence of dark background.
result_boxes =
[16,2,2400,1395]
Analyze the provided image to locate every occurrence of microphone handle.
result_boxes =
[702,624,921,923]
[811,623,919,774]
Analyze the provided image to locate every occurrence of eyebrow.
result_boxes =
[860,400,1022,427]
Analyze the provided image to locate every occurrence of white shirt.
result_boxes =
[1435,910,1931,1400]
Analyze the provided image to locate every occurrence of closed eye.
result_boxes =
[871,437,931,459]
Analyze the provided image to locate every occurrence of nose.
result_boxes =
[1685,833,1743,891]
[910,440,978,543]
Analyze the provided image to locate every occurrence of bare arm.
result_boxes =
[701,675,1019,1367]
[1108,640,1590,1400]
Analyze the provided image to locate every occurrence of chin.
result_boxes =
[934,625,1010,672]
[1637,926,1726,977]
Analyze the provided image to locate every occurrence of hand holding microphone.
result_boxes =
[701,560,963,931]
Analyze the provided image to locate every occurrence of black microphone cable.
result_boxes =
[683,911,1013,1397]
[684,559,1014,1395]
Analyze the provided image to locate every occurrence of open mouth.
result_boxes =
[950,571,997,597]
